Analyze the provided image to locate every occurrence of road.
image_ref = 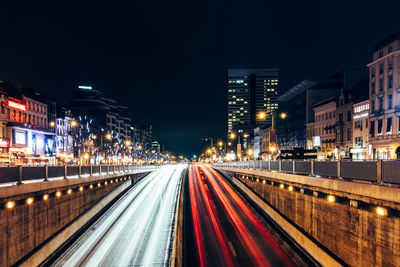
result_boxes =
[187,164,296,267]
[51,164,186,267]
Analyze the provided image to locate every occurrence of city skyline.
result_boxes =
[1,1,400,156]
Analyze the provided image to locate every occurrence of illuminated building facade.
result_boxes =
[368,32,400,159]
[351,100,370,159]
[0,83,56,159]
[310,98,337,159]
[227,68,279,136]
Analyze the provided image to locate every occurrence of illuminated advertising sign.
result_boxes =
[354,103,369,114]
[313,136,321,147]
[0,138,9,147]
[9,147,25,153]
[15,131,26,145]
[45,135,54,157]
[7,100,26,111]
[353,113,369,119]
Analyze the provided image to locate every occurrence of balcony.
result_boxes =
[372,109,385,116]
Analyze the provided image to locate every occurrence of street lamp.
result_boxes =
[258,112,267,119]
[49,121,55,127]
[280,112,287,119]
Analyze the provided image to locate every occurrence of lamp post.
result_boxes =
[230,132,249,160]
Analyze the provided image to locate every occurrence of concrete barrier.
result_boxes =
[0,171,153,267]
[217,168,400,266]
[228,175,342,267]
[20,180,132,266]
[170,168,187,267]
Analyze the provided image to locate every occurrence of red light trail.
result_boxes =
[188,164,295,267]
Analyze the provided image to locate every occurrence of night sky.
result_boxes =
[1,1,400,157]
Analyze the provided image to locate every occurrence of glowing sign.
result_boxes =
[15,132,26,145]
[0,138,9,147]
[9,147,25,153]
[8,100,26,111]
[354,103,369,114]
[78,85,92,90]
[313,136,321,147]
[353,113,369,119]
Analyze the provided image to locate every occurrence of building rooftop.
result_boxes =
[277,80,316,102]
[374,31,400,51]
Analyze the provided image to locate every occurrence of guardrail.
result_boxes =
[0,165,158,184]
[213,160,400,184]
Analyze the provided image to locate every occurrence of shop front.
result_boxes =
[7,125,55,164]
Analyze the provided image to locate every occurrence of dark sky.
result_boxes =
[0,1,399,157]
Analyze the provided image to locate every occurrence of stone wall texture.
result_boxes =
[0,173,147,267]
[231,174,400,267]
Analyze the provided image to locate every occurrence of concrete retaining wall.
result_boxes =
[217,168,400,267]
[0,171,151,267]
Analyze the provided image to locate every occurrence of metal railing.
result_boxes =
[214,160,400,184]
[0,164,159,184]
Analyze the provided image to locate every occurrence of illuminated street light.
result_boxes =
[49,121,55,127]
[125,140,132,146]
[218,141,223,147]
[106,133,112,140]
[230,133,236,139]
[258,112,266,119]
[243,133,249,139]
[280,112,287,119]
[83,153,90,159]
[92,135,97,140]
[71,120,77,127]
[43,194,49,201]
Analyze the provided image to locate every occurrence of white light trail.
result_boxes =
[52,164,186,266]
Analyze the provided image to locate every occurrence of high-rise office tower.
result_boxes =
[227,68,279,135]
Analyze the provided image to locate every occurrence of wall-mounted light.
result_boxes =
[67,189,72,195]
[6,201,15,209]
[79,186,83,192]
[327,195,336,203]
[56,191,62,198]
[43,194,49,201]
[26,197,34,205]
[280,184,285,189]
[288,186,293,191]
[376,207,388,216]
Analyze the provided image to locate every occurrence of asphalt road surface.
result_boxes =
[51,164,186,267]
[187,164,296,267]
